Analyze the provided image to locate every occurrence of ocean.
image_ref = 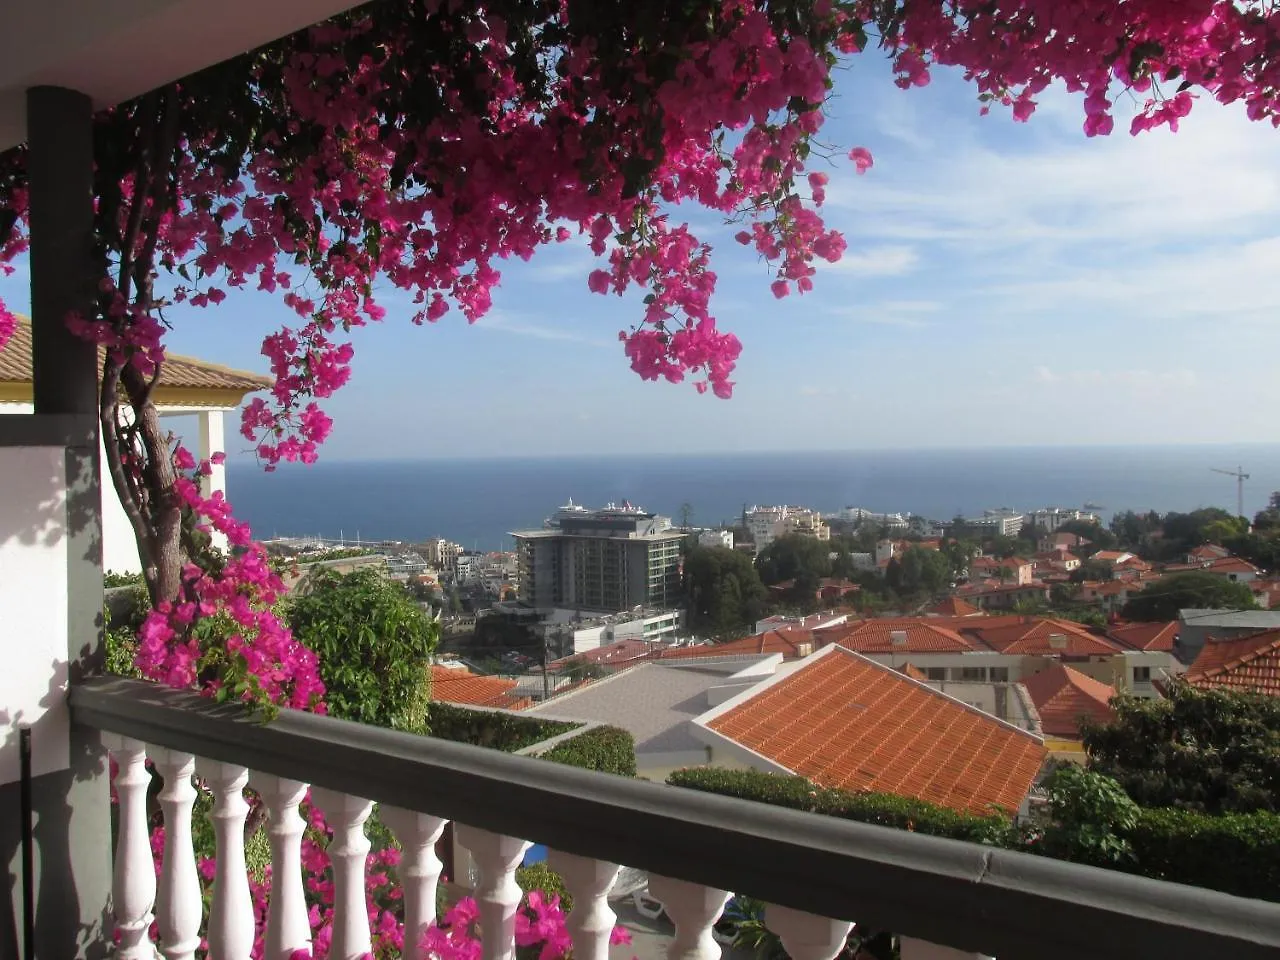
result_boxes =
[226,444,1280,552]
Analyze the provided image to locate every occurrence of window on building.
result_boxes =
[958,667,986,682]
[1134,666,1152,683]
[989,667,1009,682]
[925,667,947,682]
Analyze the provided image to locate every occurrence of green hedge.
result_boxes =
[538,725,637,777]
[1123,808,1280,900]
[667,768,1015,845]
[669,766,1280,902]
[515,862,573,909]
[426,702,579,752]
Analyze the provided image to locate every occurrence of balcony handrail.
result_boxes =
[71,676,1280,960]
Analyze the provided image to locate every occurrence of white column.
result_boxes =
[546,851,619,960]
[454,826,531,960]
[151,748,203,960]
[310,788,374,960]
[647,876,729,960]
[198,408,229,552]
[199,760,254,960]
[105,735,157,960]
[252,774,312,960]
[765,905,852,960]
[899,939,992,960]
[379,808,448,960]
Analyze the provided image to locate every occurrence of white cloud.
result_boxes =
[821,244,919,276]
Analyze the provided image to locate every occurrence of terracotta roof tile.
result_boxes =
[1105,621,1177,652]
[429,665,531,709]
[1185,629,1280,695]
[815,619,974,653]
[1206,557,1261,575]
[706,648,1045,816]
[650,629,814,661]
[928,597,984,617]
[897,663,929,681]
[1020,664,1117,738]
[966,618,1118,656]
[0,315,272,395]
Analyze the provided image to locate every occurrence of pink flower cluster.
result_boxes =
[424,889,632,960]
[134,446,325,709]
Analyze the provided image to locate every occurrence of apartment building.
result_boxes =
[745,504,830,550]
[512,503,684,612]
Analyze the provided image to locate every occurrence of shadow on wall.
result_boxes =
[0,655,110,960]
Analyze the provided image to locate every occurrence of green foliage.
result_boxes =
[560,658,609,683]
[756,535,831,586]
[1081,682,1280,814]
[1124,807,1280,900]
[538,726,637,777]
[515,862,573,910]
[427,702,579,752]
[683,544,768,636]
[1038,765,1138,865]
[666,768,1016,844]
[1120,571,1257,621]
[104,570,145,588]
[1069,557,1114,583]
[722,896,786,960]
[285,568,438,730]
[104,585,149,678]
[1058,520,1116,549]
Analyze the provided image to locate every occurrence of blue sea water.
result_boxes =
[227,444,1280,552]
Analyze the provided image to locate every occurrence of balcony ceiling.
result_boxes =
[0,0,366,151]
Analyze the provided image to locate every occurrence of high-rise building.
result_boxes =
[512,502,684,612]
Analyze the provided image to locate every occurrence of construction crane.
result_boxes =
[1211,465,1250,518]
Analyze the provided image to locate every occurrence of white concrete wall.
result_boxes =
[0,446,70,783]
[3,403,232,575]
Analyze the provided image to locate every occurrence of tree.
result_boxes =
[683,545,768,637]
[678,502,695,530]
[1081,682,1280,814]
[1110,510,1161,549]
[1070,558,1115,583]
[285,568,438,730]
[3,1,1276,708]
[1120,571,1258,621]
[755,534,832,586]
[1058,520,1116,550]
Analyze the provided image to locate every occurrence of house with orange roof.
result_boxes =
[690,646,1048,817]
[1077,577,1152,614]
[1187,543,1231,564]
[953,579,1051,610]
[647,629,816,662]
[754,610,851,634]
[927,596,985,618]
[429,664,533,710]
[1249,578,1280,610]
[1020,664,1117,757]
[1101,621,1185,695]
[1039,531,1090,554]
[1184,629,1280,696]
[968,555,1033,585]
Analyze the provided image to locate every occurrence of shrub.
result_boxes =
[1124,808,1280,901]
[539,726,637,777]
[285,568,438,730]
[667,768,1015,845]
[426,703,579,752]
[1038,765,1139,866]
[515,862,573,911]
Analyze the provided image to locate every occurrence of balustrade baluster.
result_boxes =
[151,748,202,960]
[198,760,254,960]
[379,807,448,960]
[252,774,312,960]
[764,905,853,960]
[310,788,374,960]
[899,938,992,960]
[545,851,619,960]
[454,826,531,960]
[104,735,157,960]
[647,875,730,960]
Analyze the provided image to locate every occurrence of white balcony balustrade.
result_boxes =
[79,677,1280,960]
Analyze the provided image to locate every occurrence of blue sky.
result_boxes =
[4,53,1280,460]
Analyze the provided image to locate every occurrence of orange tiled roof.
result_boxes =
[706,647,1046,815]
[897,662,929,681]
[817,619,974,653]
[1206,557,1261,576]
[1020,664,1117,738]
[0,315,272,394]
[1185,629,1280,695]
[966,618,1119,656]
[1188,544,1231,561]
[651,629,814,661]
[1092,551,1133,563]
[550,638,662,669]
[429,665,532,709]
[1106,621,1177,652]
[928,597,984,617]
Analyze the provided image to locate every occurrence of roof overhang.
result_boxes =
[1,0,367,151]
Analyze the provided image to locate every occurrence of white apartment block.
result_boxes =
[746,505,830,550]
[698,529,735,550]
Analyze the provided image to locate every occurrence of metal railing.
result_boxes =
[70,676,1280,960]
